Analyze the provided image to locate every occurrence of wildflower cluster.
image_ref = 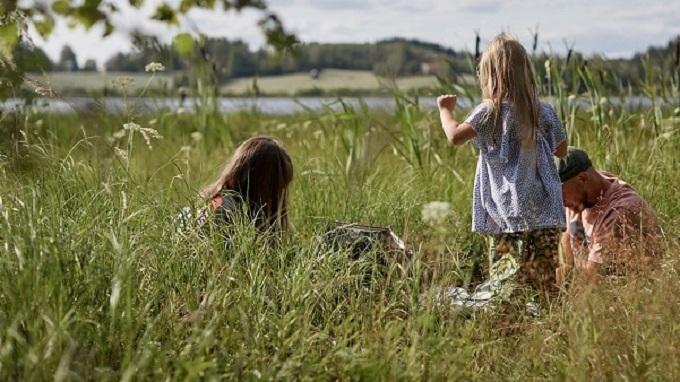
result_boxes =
[421,201,453,227]
[145,62,166,73]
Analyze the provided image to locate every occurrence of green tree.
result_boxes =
[0,0,298,98]
[82,59,97,72]
[12,42,53,72]
[0,1,296,55]
[57,45,78,71]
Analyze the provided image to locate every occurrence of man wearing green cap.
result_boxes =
[556,147,662,281]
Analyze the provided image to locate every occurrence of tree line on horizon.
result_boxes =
[15,37,466,78]
[11,35,680,92]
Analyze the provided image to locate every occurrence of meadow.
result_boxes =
[1,57,680,381]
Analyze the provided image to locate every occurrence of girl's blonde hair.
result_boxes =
[200,136,293,231]
[478,33,539,146]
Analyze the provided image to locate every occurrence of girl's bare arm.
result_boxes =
[437,94,477,145]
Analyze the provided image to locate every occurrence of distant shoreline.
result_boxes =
[4,95,676,116]
[21,69,475,98]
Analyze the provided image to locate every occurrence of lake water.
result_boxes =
[4,96,436,115]
[2,96,677,115]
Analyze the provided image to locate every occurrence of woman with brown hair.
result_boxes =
[178,136,293,239]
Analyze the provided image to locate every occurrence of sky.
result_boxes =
[27,0,680,68]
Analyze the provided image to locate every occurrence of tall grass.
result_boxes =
[1,47,680,380]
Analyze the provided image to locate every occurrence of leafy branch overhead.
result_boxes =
[0,0,299,56]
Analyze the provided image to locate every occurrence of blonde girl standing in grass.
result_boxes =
[437,34,568,303]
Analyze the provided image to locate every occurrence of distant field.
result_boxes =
[24,69,474,96]
[25,71,176,94]
[221,69,455,95]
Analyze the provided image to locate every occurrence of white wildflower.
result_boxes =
[141,127,162,139]
[190,131,203,142]
[112,129,126,140]
[139,127,163,149]
[123,122,140,131]
[567,94,577,103]
[421,201,453,227]
[114,147,129,166]
[145,62,165,72]
[112,77,135,88]
[599,97,609,106]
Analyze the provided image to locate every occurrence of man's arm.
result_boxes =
[561,231,573,267]
[557,231,572,285]
[560,228,601,284]
[581,260,601,283]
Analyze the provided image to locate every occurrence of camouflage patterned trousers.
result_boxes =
[487,228,561,303]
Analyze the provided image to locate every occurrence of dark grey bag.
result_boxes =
[316,222,413,282]
[318,222,409,257]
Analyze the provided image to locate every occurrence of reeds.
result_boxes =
[1,34,679,380]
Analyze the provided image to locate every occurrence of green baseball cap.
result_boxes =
[555,146,593,183]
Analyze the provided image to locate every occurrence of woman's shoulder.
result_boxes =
[216,190,245,213]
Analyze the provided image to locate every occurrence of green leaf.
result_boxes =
[234,0,266,11]
[129,0,144,7]
[178,0,193,13]
[152,3,179,25]
[259,12,299,56]
[74,4,106,30]
[34,17,55,38]
[173,33,194,57]
[0,2,18,15]
[0,24,19,57]
[52,0,71,15]
[181,0,216,11]
[103,21,115,37]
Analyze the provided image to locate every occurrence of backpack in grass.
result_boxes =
[316,222,412,266]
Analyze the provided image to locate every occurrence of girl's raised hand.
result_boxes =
[437,94,457,112]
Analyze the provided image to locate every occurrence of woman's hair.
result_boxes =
[478,33,539,146]
[200,136,293,231]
